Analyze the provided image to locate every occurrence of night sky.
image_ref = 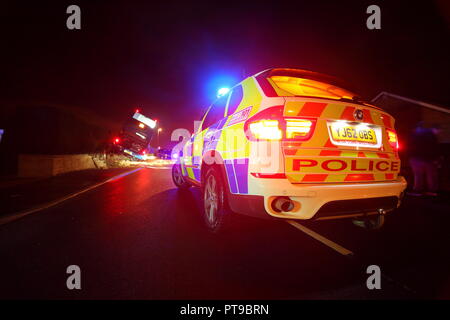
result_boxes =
[1,0,449,145]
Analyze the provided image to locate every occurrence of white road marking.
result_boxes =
[287,220,354,257]
[287,221,418,295]
[0,168,143,226]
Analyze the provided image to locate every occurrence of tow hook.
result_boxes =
[352,209,386,230]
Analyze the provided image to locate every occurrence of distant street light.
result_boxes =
[157,127,162,149]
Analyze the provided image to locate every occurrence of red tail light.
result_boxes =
[386,129,399,150]
[114,137,120,144]
[247,119,282,140]
[244,106,283,140]
[244,106,316,141]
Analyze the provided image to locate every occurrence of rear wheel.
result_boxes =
[172,162,191,189]
[202,167,232,233]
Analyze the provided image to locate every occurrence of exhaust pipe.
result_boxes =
[272,197,295,212]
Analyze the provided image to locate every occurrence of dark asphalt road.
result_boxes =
[0,167,449,299]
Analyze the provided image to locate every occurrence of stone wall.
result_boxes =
[18,154,97,177]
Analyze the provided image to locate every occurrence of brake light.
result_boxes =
[386,129,399,150]
[114,138,120,144]
[244,106,316,141]
[248,120,282,140]
[244,106,283,141]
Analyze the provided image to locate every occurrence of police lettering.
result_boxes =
[292,159,400,173]
[375,161,389,171]
[321,159,346,171]
[292,159,318,171]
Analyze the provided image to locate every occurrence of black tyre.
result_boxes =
[202,167,232,233]
[172,162,191,189]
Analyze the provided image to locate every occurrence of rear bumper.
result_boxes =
[230,176,407,220]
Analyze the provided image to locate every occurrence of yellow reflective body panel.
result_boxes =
[181,77,263,184]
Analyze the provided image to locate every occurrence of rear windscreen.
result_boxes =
[269,76,357,100]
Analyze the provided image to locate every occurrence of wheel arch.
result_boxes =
[200,150,231,194]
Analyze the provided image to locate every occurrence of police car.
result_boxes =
[172,68,407,232]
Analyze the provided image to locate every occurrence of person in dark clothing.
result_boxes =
[408,122,440,196]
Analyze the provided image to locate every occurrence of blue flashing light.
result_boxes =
[217,87,230,98]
